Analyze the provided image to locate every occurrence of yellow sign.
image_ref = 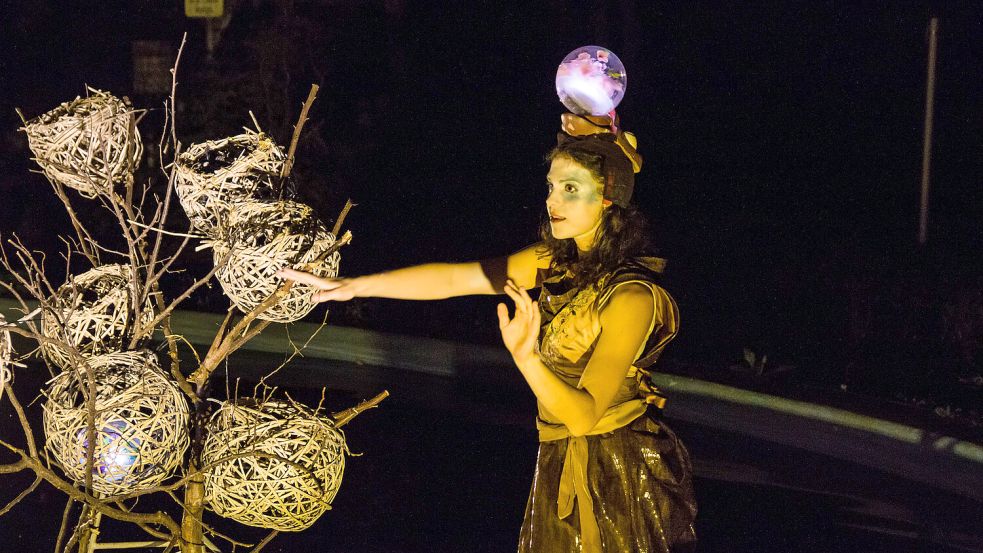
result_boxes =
[185,0,223,18]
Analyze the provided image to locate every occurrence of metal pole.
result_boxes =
[918,17,939,246]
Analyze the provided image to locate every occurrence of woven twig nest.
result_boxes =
[214,200,340,323]
[202,399,347,531]
[42,350,190,496]
[0,314,12,403]
[41,264,155,371]
[175,130,291,237]
[22,89,142,198]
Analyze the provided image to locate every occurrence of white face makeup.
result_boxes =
[546,156,606,252]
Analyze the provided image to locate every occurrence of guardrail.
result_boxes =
[2,297,981,502]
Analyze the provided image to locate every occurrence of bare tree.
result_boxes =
[0,35,385,553]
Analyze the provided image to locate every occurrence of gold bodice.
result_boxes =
[535,258,679,427]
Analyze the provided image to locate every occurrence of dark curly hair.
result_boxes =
[541,147,652,289]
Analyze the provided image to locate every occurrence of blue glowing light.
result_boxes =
[75,419,141,483]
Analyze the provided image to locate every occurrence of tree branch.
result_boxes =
[279,84,319,183]
[331,390,390,429]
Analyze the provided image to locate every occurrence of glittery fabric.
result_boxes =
[518,413,697,552]
[518,258,697,552]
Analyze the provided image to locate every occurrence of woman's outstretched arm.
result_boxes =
[279,242,550,302]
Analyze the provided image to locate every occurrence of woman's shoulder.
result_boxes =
[606,256,668,287]
[595,256,674,311]
[597,257,680,369]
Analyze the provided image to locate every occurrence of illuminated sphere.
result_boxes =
[555,45,627,116]
[21,88,142,198]
[41,264,155,371]
[202,400,347,531]
[42,350,190,496]
[213,200,341,323]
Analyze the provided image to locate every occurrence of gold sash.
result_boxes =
[537,398,648,553]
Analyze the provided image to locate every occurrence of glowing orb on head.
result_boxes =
[555,45,627,116]
[75,419,141,484]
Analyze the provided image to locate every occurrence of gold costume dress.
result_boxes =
[517,257,698,553]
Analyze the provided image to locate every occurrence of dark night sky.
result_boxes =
[0,1,981,371]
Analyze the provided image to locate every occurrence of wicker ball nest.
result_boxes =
[41,264,155,371]
[175,130,294,237]
[42,350,190,497]
[202,399,347,531]
[213,200,340,323]
[22,88,142,198]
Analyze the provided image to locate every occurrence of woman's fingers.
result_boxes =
[277,268,340,290]
[503,283,527,316]
[496,303,509,329]
[505,280,536,317]
[312,290,339,302]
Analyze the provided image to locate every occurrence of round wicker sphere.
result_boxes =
[202,400,347,531]
[22,89,142,198]
[175,131,289,237]
[42,350,190,497]
[41,264,155,371]
[214,200,341,323]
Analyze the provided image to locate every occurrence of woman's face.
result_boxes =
[546,155,606,250]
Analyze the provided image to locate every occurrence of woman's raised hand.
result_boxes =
[497,279,541,367]
[277,268,358,302]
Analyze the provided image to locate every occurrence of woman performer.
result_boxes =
[280,112,697,552]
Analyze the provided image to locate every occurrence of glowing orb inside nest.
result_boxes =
[74,419,141,484]
[555,45,627,116]
[42,350,190,496]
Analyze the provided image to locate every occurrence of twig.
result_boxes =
[0,443,182,536]
[302,230,352,270]
[279,84,319,183]
[49,180,100,266]
[253,310,329,396]
[146,33,187,286]
[135,250,230,344]
[150,282,198,403]
[331,199,355,237]
[143,222,195,305]
[331,390,390,429]
[82,357,97,495]
[3,382,37,457]
[169,33,186,157]
[62,506,86,553]
[112,501,171,541]
[250,530,280,553]
[209,307,236,357]
[5,236,58,299]
[0,458,30,474]
[54,498,76,553]
[0,477,41,516]
[189,280,293,387]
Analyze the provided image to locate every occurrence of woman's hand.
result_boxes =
[277,268,359,302]
[497,279,541,368]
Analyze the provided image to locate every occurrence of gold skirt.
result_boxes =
[518,412,697,552]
